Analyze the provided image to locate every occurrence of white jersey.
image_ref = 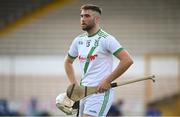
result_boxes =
[68,29,123,86]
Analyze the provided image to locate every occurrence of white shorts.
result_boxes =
[79,89,114,117]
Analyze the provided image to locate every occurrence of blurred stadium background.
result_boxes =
[0,0,180,116]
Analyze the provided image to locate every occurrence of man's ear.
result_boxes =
[95,16,100,24]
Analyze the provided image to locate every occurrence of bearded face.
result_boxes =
[80,10,97,31]
[81,18,95,31]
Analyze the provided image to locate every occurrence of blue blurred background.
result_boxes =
[0,0,180,116]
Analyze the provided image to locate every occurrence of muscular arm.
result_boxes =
[64,55,78,84]
[106,49,133,82]
[97,49,133,92]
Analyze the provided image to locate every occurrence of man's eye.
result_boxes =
[84,14,90,17]
[80,14,90,18]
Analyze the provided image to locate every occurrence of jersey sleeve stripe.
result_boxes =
[113,48,124,56]
[68,53,77,60]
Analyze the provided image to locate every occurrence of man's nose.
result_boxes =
[81,18,86,23]
[81,16,85,21]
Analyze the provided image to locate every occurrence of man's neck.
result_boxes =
[87,26,100,37]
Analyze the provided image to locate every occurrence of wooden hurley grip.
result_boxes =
[110,82,118,88]
[113,75,155,87]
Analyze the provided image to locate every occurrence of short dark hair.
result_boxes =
[81,4,102,15]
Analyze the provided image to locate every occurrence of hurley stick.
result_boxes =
[66,75,155,101]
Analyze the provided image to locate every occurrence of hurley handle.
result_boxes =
[110,75,155,88]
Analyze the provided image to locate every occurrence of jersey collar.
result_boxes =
[87,29,101,37]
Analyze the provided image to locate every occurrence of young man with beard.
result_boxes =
[64,4,133,117]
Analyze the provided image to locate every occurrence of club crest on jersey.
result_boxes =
[86,40,91,47]
[78,54,98,62]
